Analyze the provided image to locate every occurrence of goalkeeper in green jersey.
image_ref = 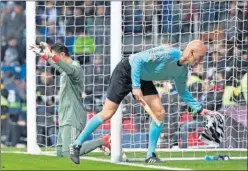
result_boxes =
[30,42,110,157]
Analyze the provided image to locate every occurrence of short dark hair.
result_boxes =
[8,36,17,41]
[50,43,70,56]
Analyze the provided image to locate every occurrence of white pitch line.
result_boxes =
[80,156,193,171]
[3,151,193,170]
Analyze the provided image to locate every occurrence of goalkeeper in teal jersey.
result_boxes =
[70,40,211,164]
[30,43,110,157]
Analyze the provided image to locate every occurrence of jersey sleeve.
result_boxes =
[47,58,64,73]
[174,71,202,113]
[55,60,82,83]
[130,55,146,88]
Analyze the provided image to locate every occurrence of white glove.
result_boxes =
[40,42,52,57]
[29,45,44,56]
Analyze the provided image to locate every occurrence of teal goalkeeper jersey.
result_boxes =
[129,45,202,113]
[48,59,87,129]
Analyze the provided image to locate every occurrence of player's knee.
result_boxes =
[154,108,165,121]
[100,99,119,121]
[100,111,114,121]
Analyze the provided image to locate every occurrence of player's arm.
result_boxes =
[173,72,207,116]
[40,42,81,82]
[130,54,144,100]
[48,55,81,82]
[130,55,146,88]
[30,44,63,73]
[30,44,81,82]
[47,58,64,73]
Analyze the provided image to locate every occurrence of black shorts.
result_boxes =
[107,58,158,104]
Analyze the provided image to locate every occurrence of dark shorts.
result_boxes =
[107,58,158,104]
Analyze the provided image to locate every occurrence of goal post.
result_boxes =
[26,1,41,154]
[110,1,122,163]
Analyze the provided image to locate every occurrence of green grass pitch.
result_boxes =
[1,150,247,170]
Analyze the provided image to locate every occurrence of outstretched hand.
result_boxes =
[30,42,54,62]
[29,45,43,56]
[200,108,211,117]
[40,42,52,57]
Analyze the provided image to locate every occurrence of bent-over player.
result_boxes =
[70,40,211,164]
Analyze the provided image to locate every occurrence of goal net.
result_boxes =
[27,0,247,161]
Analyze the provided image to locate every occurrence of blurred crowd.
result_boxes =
[1,1,247,148]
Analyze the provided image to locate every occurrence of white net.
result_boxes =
[33,0,247,160]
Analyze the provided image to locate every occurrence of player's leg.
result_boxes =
[66,126,110,156]
[80,134,111,156]
[72,59,131,147]
[56,127,63,157]
[62,125,110,158]
[72,99,118,147]
[144,95,165,163]
[141,80,165,163]
[61,125,76,157]
[70,99,119,164]
[61,125,107,157]
[70,58,132,164]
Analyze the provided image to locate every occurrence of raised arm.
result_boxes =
[47,58,64,73]
[48,55,82,83]
[30,43,82,83]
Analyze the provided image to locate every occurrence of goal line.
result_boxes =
[2,151,193,171]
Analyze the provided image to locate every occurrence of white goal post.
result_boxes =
[110,1,122,163]
[26,1,40,154]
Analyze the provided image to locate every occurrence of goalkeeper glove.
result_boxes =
[30,42,52,61]
[39,42,53,57]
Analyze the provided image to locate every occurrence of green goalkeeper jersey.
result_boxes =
[48,59,87,130]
